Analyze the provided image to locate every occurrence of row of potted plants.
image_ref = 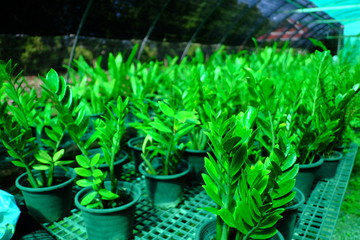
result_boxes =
[0,44,359,240]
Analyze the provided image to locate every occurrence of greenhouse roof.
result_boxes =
[0,0,352,50]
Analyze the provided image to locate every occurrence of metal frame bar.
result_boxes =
[238,1,286,47]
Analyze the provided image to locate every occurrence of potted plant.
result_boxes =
[197,107,298,240]
[315,83,360,180]
[0,66,76,223]
[41,69,141,240]
[138,100,200,209]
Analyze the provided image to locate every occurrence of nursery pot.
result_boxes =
[295,156,324,200]
[195,219,285,240]
[88,148,128,180]
[139,159,190,209]
[316,150,343,180]
[183,148,212,184]
[15,166,76,223]
[75,181,141,240]
[276,187,305,240]
[127,136,145,172]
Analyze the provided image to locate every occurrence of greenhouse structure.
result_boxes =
[0,0,360,240]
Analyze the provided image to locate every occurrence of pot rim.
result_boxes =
[74,181,141,214]
[15,166,76,193]
[139,159,190,180]
[285,187,305,211]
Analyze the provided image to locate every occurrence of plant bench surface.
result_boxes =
[38,144,357,240]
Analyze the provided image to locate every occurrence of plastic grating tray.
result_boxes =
[43,144,358,240]
[293,143,358,240]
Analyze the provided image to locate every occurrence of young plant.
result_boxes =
[41,68,130,208]
[141,100,200,175]
[74,97,129,208]
[202,107,298,240]
[0,65,73,188]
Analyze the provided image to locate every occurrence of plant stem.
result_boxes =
[47,164,54,187]
[24,164,38,188]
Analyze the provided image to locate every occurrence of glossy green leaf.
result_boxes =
[90,153,101,166]
[76,179,93,187]
[81,191,98,206]
[99,189,119,200]
[251,227,278,239]
[32,164,50,170]
[149,119,172,133]
[218,208,236,228]
[53,149,64,162]
[223,136,241,152]
[11,160,26,167]
[158,101,174,117]
[75,167,92,177]
[76,155,90,168]
[35,150,52,164]
[45,69,59,93]
[273,191,296,208]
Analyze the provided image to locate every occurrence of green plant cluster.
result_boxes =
[1,43,360,238]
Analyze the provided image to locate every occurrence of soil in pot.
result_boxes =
[75,181,141,240]
[15,167,76,223]
[139,159,190,209]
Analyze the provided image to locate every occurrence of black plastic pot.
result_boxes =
[276,187,305,240]
[183,148,211,184]
[195,219,285,240]
[139,160,190,209]
[127,136,145,172]
[316,150,343,180]
[295,156,324,200]
[75,181,141,240]
[15,167,76,223]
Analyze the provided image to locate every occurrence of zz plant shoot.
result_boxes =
[202,106,298,240]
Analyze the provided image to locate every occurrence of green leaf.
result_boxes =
[158,101,174,117]
[149,119,172,133]
[35,150,53,164]
[54,160,74,166]
[176,111,200,123]
[99,189,119,200]
[45,69,59,93]
[53,149,65,162]
[244,106,258,129]
[223,136,241,152]
[92,169,104,178]
[74,167,92,177]
[81,191,98,206]
[273,191,296,208]
[33,164,50,171]
[218,208,236,228]
[11,160,26,168]
[251,227,278,239]
[76,179,93,187]
[202,174,222,206]
[45,127,60,142]
[260,213,283,229]
[90,153,101,166]
[76,155,90,168]
[236,201,255,226]
[200,207,218,215]
[281,152,297,171]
